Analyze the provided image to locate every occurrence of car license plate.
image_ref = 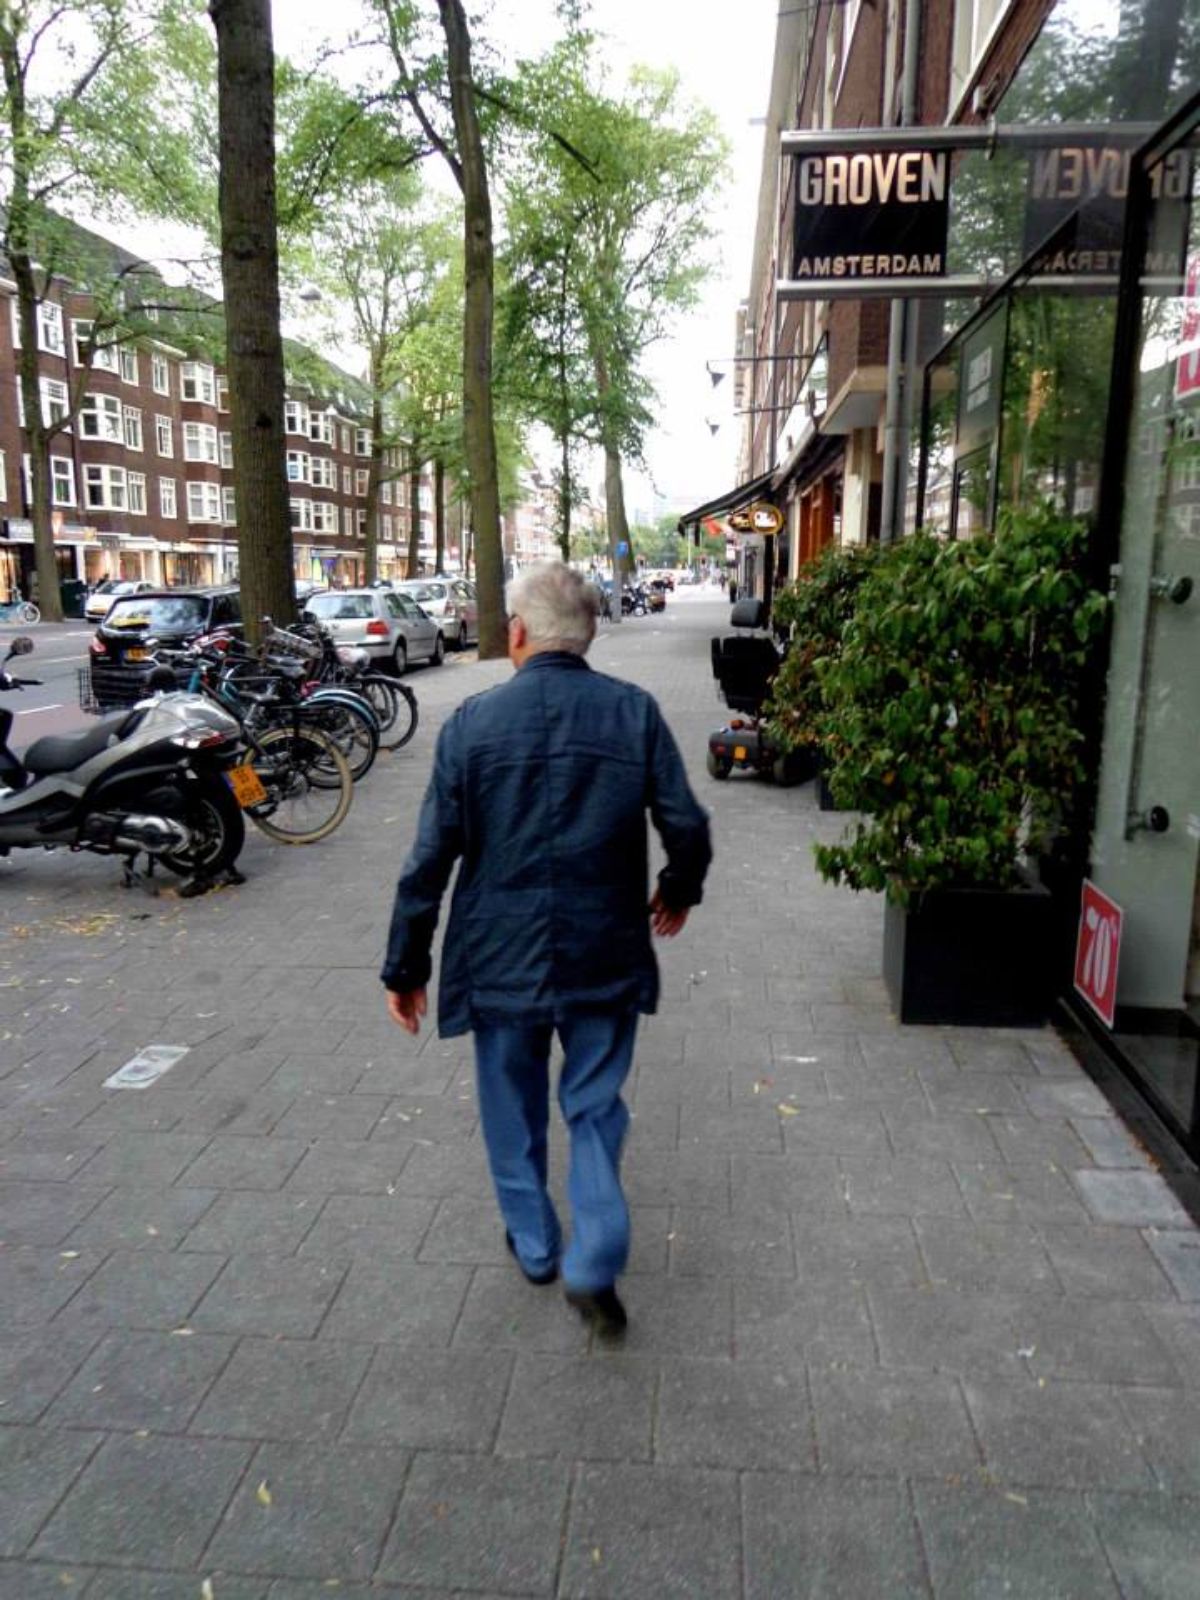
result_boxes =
[124,648,149,662]
[226,763,268,808]
[733,745,748,761]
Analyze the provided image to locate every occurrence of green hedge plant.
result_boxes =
[813,504,1108,904]
[765,541,884,756]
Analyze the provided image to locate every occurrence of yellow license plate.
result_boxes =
[227,763,268,808]
[124,648,149,662]
[733,745,748,761]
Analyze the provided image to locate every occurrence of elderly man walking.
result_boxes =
[382,562,711,1336]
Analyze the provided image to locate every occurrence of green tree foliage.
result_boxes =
[813,506,1109,903]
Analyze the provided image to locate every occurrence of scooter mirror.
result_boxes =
[5,636,34,658]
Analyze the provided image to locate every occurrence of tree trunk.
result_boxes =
[558,425,571,563]
[434,457,446,573]
[363,383,383,586]
[437,0,504,656]
[407,453,422,576]
[209,0,293,642]
[594,350,628,623]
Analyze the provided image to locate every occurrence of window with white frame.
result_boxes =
[222,485,236,524]
[159,477,177,518]
[40,377,70,428]
[123,405,143,451]
[183,421,219,463]
[382,513,393,540]
[80,393,124,443]
[155,414,173,457]
[216,376,229,413]
[308,409,333,445]
[312,501,336,534]
[152,352,170,396]
[286,450,310,483]
[180,362,216,404]
[50,456,75,506]
[340,425,351,453]
[355,508,367,536]
[0,450,8,502]
[951,0,1011,108]
[186,480,221,522]
[127,472,147,515]
[342,505,354,539]
[289,497,314,531]
[342,465,352,495]
[84,464,127,510]
[37,300,64,355]
[72,319,119,373]
[119,347,139,385]
[355,428,371,456]
[834,0,863,99]
[355,468,370,497]
[219,431,233,469]
[284,399,309,435]
[312,456,337,490]
[380,479,392,505]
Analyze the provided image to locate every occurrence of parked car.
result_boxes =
[303,587,444,674]
[88,586,242,708]
[393,578,479,649]
[84,578,156,624]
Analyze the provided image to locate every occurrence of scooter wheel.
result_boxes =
[706,750,732,780]
[159,778,246,877]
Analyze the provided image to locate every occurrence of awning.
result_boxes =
[675,469,776,541]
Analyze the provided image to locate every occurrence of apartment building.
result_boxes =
[0,222,435,603]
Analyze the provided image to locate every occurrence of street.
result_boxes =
[0,591,1197,1597]
[0,624,95,752]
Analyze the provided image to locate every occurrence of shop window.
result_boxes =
[159,477,177,518]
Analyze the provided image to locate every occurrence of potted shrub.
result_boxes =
[765,542,883,804]
[813,504,1108,1026]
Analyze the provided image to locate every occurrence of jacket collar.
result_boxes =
[518,651,592,673]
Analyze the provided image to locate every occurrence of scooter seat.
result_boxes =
[23,710,143,777]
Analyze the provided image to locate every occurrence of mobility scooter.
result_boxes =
[707,598,812,786]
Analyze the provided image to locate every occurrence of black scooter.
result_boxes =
[707,599,815,786]
[0,636,248,883]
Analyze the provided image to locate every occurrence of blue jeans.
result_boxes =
[472,1010,638,1292]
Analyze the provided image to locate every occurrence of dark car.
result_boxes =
[87,586,242,709]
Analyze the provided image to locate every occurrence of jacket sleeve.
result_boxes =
[647,704,713,911]
[380,713,465,992]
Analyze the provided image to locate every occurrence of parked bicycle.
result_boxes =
[0,592,40,625]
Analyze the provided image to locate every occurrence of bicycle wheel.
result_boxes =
[357,674,401,733]
[246,724,353,844]
[19,602,39,624]
[379,682,418,751]
[302,699,377,783]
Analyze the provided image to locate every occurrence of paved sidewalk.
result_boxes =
[1,592,1199,1599]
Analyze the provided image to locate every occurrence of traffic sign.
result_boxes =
[1073,879,1122,1028]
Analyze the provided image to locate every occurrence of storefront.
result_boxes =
[906,2,1200,1158]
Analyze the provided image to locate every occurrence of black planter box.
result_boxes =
[818,771,846,811]
[882,882,1056,1027]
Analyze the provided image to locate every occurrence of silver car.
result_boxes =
[394,579,479,650]
[303,588,445,675]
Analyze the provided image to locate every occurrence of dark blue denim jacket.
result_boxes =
[381,652,712,1037]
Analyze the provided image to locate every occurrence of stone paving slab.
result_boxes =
[0,594,1198,1593]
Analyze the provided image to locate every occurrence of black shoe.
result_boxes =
[565,1285,627,1339]
[505,1231,558,1286]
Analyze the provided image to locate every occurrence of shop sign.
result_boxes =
[728,502,783,535]
[1023,145,1190,278]
[955,305,1007,458]
[792,149,949,283]
[1073,879,1123,1029]
[4,518,33,543]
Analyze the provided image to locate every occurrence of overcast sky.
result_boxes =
[274,0,778,521]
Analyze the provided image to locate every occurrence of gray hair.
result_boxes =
[507,562,597,655]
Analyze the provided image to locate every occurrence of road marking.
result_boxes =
[30,655,86,665]
[14,704,64,715]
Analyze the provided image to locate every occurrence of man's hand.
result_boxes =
[386,988,427,1035]
[649,888,688,938]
